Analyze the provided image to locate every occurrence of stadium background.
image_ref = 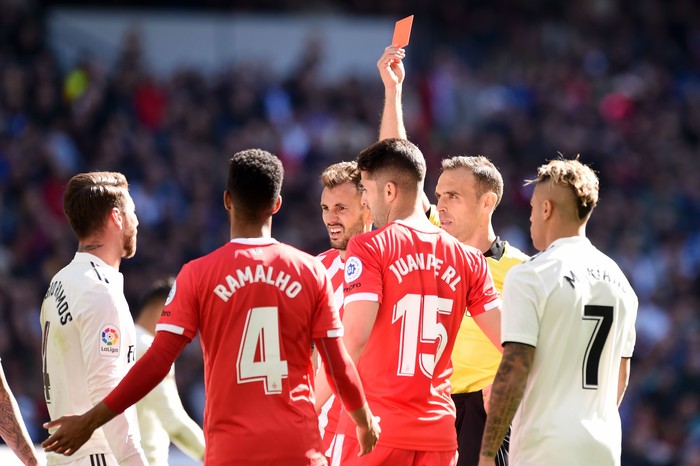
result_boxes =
[1,0,699,464]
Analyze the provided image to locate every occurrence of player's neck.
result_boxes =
[545,222,587,248]
[230,219,273,240]
[462,224,497,255]
[389,196,431,226]
[77,238,122,270]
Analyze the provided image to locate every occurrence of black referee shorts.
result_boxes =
[453,390,509,466]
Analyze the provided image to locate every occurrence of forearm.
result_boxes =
[379,85,406,140]
[0,386,39,465]
[313,360,333,412]
[347,401,372,430]
[315,337,366,414]
[617,358,631,406]
[480,343,534,458]
[104,332,187,414]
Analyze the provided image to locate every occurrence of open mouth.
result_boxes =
[328,226,343,239]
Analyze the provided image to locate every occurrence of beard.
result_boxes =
[122,227,137,259]
[329,217,366,251]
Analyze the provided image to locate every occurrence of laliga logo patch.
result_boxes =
[165,280,177,306]
[100,324,120,357]
[344,257,363,283]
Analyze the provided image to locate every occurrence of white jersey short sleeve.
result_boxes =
[40,253,147,466]
[501,237,638,466]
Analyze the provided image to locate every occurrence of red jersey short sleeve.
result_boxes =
[156,263,199,341]
[339,221,500,452]
[156,239,342,466]
[463,246,502,317]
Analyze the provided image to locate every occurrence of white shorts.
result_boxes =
[49,453,118,466]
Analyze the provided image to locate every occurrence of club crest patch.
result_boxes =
[100,325,120,357]
[344,257,363,283]
[165,280,176,306]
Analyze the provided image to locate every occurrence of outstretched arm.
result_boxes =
[314,336,380,456]
[478,342,535,465]
[42,331,189,458]
[377,45,434,215]
[377,45,406,140]
[0,363,40,466]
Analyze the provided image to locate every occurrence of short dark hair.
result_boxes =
[356,139,426,190]
[136,277,175,318]
[441,155,504,208]
[227,149,284,222]
[320,161,361,192]
[64,172,129,239]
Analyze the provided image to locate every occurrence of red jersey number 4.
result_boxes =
[236,306,289,394]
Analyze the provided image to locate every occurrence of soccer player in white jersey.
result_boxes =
[316,161,372,462]
[40,172,147,466]
[478,159,638,466]
[134,278,205,466]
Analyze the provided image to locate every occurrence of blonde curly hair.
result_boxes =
[526,157,599,220]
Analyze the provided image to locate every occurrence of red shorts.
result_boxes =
[335,435,457,466]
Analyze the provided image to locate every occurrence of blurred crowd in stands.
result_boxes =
[1,0,699,464]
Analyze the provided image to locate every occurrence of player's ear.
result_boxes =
[272,196,282,215]
[482,192,498,213]
[384,181,397,202]
[110,207,123,229]
[362,205,372,230]
[542,199,553,220]
[223,190,233,211]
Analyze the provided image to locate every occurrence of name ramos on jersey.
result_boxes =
[44,280,72,324]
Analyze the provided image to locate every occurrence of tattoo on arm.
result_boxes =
[480,342,535,458]
[0,378,38,465]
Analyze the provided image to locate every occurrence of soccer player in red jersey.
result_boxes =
[315,138,502,466]
[316,161,372,461]
[42,149,380,466]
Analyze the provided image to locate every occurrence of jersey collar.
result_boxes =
[393,218,442,233]
[230,237,279,246]
[549,236,592,249]
[484,236,506,261]
[73,252,113,268]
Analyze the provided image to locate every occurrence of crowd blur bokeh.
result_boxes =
[1,0,699,464]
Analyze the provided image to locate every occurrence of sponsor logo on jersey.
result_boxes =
[100,325,120,357]
[165,280,176,306]
[344,257,362,283]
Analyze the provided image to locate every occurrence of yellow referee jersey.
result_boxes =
[450,240,529,394]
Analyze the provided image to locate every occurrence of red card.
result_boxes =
[392,15,414,48]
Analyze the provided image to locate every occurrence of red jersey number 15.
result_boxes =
[393,294,454,378]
